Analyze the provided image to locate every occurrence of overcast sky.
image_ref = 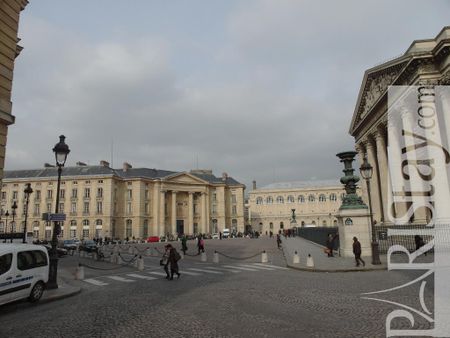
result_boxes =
[6,0,450,189]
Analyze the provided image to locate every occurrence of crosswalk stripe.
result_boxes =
[126,273,157,280]
[179,271,201,276]
[223,265,258,271]
[187,268,223,274]
[146,271,169,277]
[253,263,288,270]
[84,278,109,286]
[239,264,275,271]
[204,266,241,273]
[106,276,135,282]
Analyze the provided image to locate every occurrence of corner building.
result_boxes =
[1,161,245,240]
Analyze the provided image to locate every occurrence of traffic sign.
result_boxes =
[41,213,66,221]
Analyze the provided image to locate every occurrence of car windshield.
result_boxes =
[83,240,96,245]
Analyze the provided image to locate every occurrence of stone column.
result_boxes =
[188,192,194,235]
[355,143,367,204]
[160,190,166,236]
[171,191,177,235]
[201,192,207,234]
[375,127,389,223]
[205,192,210,233]
[152,182,160,236]
[365,138,382,224]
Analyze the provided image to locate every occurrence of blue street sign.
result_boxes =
[41,213,66,221]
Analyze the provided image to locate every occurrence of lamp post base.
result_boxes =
[371,241,382,265]
[47,253,59,289]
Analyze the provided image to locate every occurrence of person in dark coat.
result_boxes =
[167,245,181,280]
[415,235,426,256]
[181,235,188,254]
[353,237,365,267]
[326,233,337,257]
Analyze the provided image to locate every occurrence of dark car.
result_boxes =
[43,244,68,257]
[79,240,98,253]
[59,239,78,251]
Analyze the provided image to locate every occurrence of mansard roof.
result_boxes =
[3,165,243,187]
[255,179,342,191]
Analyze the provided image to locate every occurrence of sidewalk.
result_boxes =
[40,267,81,304]
[281,236,387,272]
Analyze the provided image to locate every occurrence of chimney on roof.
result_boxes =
[44,163,55,168]
[252,180,256,190]
[76,161,87,166]
[222,172,228,181]
[123,162,132,172]
[100,160,110,167]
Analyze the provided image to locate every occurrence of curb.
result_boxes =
[40,284,82,304]
[285,263,387,273]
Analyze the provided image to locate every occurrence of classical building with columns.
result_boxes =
[0,161,245,240]
[349,26,450,225]
[0,1,28,182]
[248,180,355,234]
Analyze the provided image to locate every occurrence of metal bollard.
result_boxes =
[137,256,144,271]
[306,254,314,268]
[201,252,207,262]
[293,251,300,264]
[213,251,219,263]
[261,250,268,263]
[75,264,84,280]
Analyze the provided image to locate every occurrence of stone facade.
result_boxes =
[0,162,245,240]
[349,26,450,225]
[248,180,356,234]
[0,1,28,181]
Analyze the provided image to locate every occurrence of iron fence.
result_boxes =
[374,224,434,254]
[294,227,339,250]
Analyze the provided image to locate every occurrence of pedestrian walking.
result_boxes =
[161,245,171,279]
[352,237,365,267]
[167,244,181,280]
[197,236,205,254]
[276,234,282,248]
[325,233,337,257]
[181,235,188,254]
[219,232,222,240]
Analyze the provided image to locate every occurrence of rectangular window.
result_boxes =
[114,202,117,213]
[145,203,149,214]
[71,202,77,213]
[33,230,39,239]
[1,192,6,200]
[70,229,76,238]
[60,189,65,199]
[35,190,41,200]
[232,205,237,215]
[145,190,149,199]
[34,204,40,215]
[127,203,132,214]
[194,204,198,214]
[82,229,89,238]
[59,203,64,212]
[47,190,52,199]
[97,202,102,214]
[12,191,18,200]
[72,189,77,198]
[212,205,217,214]
[84,188,90,198]
[213,193,217,202]
[45,230,51,240]
[97,188,103,198]
[127,189,132,199]
[231,194,237,203]
[98,180,103,184]
[47,203,52,212]
[84,202,90,214]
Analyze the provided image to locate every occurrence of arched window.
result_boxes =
[333,220,337,226]
[82,219,90,239]
[82,219,89,226]
[70,220,77,226]
[212,219,218,233]
[266,196,273,204]
[231,219,238,232]
[319,194,326,202]
[301,221,305,226]
[308,195,315,202]
[95,219,102,226]
[269,222,273,229]
[311,221,316,225]
[298,195,305,203]
[287,195,294,203]
[276,196,284,204]
[256,197,263,205]
[322,220,327,226]
[126,219,132,238]
[280,222,284,229]
[330,193,337,202]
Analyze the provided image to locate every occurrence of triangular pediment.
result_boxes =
[163,172,208,185]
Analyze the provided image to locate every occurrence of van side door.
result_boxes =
[12,250,36,301]
[0,252,15,305]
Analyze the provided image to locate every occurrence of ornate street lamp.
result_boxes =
[359,155,381,265]
[47,135,70,290]
[23,183,33,243]
[10,201,17,243]
[3,210,8,243]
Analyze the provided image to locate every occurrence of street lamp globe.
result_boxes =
[359,155,373,180]
[24,183,33,196]
[53,135,70,167]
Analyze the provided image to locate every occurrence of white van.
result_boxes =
[0,244,49,306]
[222,228,230,238]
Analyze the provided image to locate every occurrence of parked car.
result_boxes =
[212,233,219,239]
[79,240,98,253]
[146,236,160,243]
[0,244,49,305]
[43,245,68,257]
[222,228,230,238]
[59,239,77,251]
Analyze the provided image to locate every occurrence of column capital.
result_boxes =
[188,191,194,195]
[171,191,178,195]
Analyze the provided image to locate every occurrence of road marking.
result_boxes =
[146,271,169,277]
[204,266,241,273]
[239,264,276,271]
[179,270,201,276]
[187,268,223,274]
[253,263,288,270]
[106,276,135,282]
[126,274,157,280]
[83,278,109,286]
[223,265,258,271]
